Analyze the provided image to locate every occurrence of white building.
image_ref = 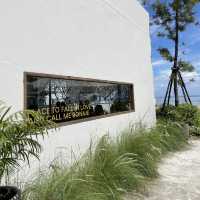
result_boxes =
[0,0,155,182]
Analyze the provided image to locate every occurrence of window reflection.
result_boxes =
[26,74,134,123]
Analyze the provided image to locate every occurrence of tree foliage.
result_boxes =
[144,0,200,72]
[0,101,55,183]
[142,0,200,106]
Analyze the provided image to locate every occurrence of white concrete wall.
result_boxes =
[0,0,155,182]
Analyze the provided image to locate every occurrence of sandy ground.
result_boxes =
[124,139,200,200]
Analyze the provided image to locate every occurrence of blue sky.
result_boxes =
[145,3,200,99]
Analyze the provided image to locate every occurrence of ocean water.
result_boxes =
[156,96,200,106]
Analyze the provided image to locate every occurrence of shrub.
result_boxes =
[157,104,200,128]
[22,121,187,200]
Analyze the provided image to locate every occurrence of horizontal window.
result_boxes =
[25,73,135,124]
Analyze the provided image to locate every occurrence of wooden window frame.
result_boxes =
[24,72,135,127]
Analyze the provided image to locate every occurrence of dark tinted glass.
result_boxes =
[26,74,134,123]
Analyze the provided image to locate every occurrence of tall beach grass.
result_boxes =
[22,121,188,200]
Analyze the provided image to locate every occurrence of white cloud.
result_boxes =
[150,24,160,35]
[193,60,200,68]
[154,69,171,82]
[155,70,200,83]
[182,71,198,78]
[154,70,200,98]
[152,59,168,67]
[182,71,200,82]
